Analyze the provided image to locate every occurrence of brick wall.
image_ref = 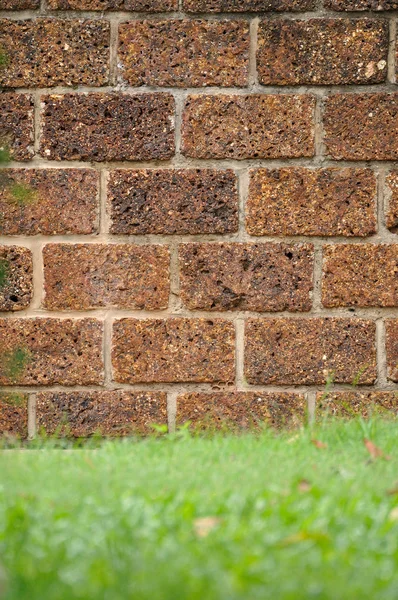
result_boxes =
[0,0,397,438]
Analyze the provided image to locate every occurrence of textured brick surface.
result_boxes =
[245,318,376,385]
[182,95,315,159]
[108,169,238,235]
[183,0,315,10]
[246,168,376,237]
[0,246,33,312]
[43,244,170,310]
[176,392,306,431]
[0,393,28,438]
[0,169,99,236]
[386,172,398,233]
[325,0,398,10]
[179,242,314,312]
[0,94,34,162]
[317,391,398,419]
[257,19,387,86]
[324,94,398,161]
[37,391,167,437]
[386,320,398,383]
[0,0,38,7]
[112,318,235,383]
[322,244,398,307]
[40,94,175,162]
[0,319,103,386]
[47,0,178,9]
[0,19,109,88]
[119,20,249,87]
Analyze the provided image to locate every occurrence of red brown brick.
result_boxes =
[317,391,398,419]
[43,243,170,311]
[324,94,398,161]
[108,169,238,235]
[177,392,306,431]
[245,318,376,385]
[325,0,398,10]
[0,169,99,236]
[386,320,398,383]
[119,20,249,88]
[112,318,235,383]
[257,19,387,86]
[182,94,315,159]
[179,242,314,312]
[386,172,398,233]
[0,20,109,88]
[37,391,167,437]
[0,0,38,7]
[47,0,177,9]
[183,0,315,11]
[40,93,175,162]
[246,168,376,237]
[322,244,398,308]
[0,246,33,312]
[0,94,34,162]
[0,318,103,386]
[0,393,28,438]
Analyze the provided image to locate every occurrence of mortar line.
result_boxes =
[27,392,37,439]
[30,241,45,310]
[312,243,323,311]
[314,92,325,165]
[103,313,113,388]
[306,390,316,426]
[235,318,245,391]
[376,168,389,236]
[173,90,186,159]
[388,18,396,84]
[248,17,259,89]
[109,17,119,87]
[167,391,177,434]
[376,318,388,387]
[237,169,249,241]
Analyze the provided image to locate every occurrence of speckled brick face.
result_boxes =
[179,243,314,312]
[43,244,170,310]
[245,318,376,385]
[386,172,398,233]
[112,318,235,383]
[0,94,34,162]
[246,168,376,237]
[46,0,177,8]
[0,19,110,88]
[0,393,28,438]
[108,169,238,235]
[325,0,398,9]
[118,20,249,87]
[317,391,398,419]
[386,321,398,383]
[183,0,315,10]
[182,95,315,159]
[36,391,168,437]
[257,19,388,86]
[0,0,38,7]
[322,245,398,307]
[324,94,398,160]
[0,246,33,312]
[176,392,306,431]
[0,319,103,386]
[40,94,175,162]
[0,169,99,235]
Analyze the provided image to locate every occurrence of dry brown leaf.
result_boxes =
[298,479,312,493]
[364,438,391,461]
[387,487,398,496]
[193,517,222,538]
[311,439,327,449]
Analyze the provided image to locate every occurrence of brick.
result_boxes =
[176,392,306,431]
[179,242,314,312]
[317,391,398,419]
[112,318,235,383]
[40,93,175,162]
[386,320,398,383]
[182,94,315,160]
[0,318,103,386]
[0,169,99,236]
[386,172,398,233]
[0,393,28,438]
[0,0,38,7]
[0,94,34,162]
[257,19,387,86]
[325,0,398,10]
[183,0,315,11]
[246,168,376,237]
[43,243,170,311]
[37,391,167,437]
[324,94,398,161]
[108,169,238,235]
[118,20,249,87]
[47,0,177,9]
[322,244,398,308]
[245,318,376,385]
[0,246,33,312]
[0,20,109,89]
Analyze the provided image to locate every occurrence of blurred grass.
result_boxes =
[1,418,398,599]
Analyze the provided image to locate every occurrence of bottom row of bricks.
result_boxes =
[1,391,398,439]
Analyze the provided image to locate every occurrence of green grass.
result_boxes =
[1,419,398,600]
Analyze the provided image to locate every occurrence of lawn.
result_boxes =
[1,419,398,600]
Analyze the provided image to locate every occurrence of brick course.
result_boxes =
[0,245,33,311]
